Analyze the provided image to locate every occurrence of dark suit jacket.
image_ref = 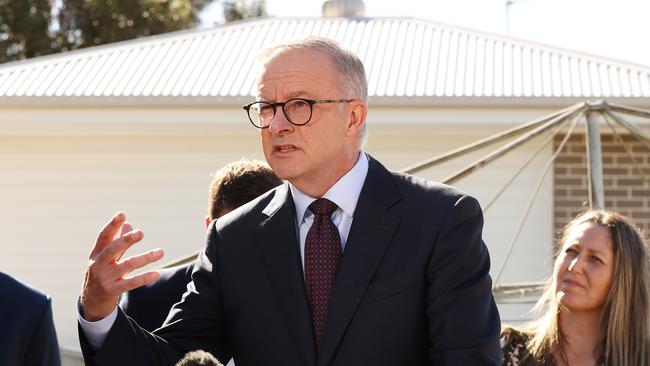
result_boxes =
[119,262,194,331]
[80,156,501,365]
[0,272,61,366]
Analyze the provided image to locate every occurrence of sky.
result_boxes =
[201,0,650,68]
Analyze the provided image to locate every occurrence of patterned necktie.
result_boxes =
[305,198,343,351]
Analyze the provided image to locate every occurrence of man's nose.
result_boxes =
[269,107,293,134]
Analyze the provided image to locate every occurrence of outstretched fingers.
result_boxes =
[98,229,144,265]
[113,222,135,260]
[90,212,126,259]
[116,248,165,280]
[81,213,167,321]
[120,222,133,237]
[117,270,162,294]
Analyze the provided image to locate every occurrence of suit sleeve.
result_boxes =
[118,292,134,320]
[155,224,231,360]
[82,221,230,366]
[24,297,61,366]
[426,195,501,365]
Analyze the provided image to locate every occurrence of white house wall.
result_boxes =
[0,105,557,354]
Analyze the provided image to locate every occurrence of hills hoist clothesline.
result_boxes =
[402,100,650,301]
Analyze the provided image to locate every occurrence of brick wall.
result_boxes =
[554,133,650,241]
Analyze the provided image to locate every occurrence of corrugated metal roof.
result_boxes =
[1,17,649,104]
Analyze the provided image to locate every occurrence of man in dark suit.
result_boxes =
[78,37,501,365]
[119,159,282,332]
[0,271,61,366]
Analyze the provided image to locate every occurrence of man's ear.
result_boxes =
[345,100,367,138]
[205,216,211,228]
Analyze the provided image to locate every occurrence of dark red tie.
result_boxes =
[305,198,343,351]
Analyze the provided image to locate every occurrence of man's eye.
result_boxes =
[287,100,310,111]
[259,105,274,114]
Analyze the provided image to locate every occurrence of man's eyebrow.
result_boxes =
[256,91,317,102]
[256,91,313,102]
[287,91,314,99]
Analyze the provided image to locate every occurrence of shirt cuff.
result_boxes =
[77,298,118,350]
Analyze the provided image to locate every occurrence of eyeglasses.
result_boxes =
[242,98,355,129]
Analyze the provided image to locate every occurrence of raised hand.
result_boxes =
[80,212,164,321]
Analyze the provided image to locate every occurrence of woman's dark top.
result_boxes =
[500,327,549,366]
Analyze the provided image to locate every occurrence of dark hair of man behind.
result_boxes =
[208,159,282,220]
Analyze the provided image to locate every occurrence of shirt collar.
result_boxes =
[289,152,369,224]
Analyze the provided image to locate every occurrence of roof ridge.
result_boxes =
[1,16,648,72]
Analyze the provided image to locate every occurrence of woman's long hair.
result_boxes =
[526,210,650,365]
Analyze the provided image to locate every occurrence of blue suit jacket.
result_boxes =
[0,272,61,366]
[81,155,501,365]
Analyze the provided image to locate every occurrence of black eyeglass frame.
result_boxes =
[242,98,355,129]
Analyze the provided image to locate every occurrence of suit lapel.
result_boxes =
[317,156,402,366]
[257,184,317,366]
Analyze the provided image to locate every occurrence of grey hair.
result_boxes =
[258,37,368,146]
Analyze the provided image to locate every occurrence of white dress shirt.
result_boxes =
[78,152,369,350]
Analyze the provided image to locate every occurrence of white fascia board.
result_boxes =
[0,105,254,135]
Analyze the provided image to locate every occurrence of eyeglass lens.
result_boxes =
[248,99,313,127]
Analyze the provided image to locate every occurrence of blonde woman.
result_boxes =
[501,210,650,365]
